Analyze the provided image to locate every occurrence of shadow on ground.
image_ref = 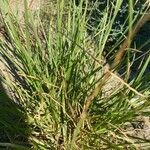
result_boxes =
[0,82,30,149]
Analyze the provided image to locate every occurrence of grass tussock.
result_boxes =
[0,0,150,149]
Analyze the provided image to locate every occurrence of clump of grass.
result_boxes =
[0,0,150,149]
